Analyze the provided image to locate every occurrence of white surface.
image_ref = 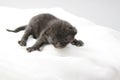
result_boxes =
[0,7,120,80]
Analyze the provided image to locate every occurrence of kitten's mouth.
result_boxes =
[53,45,66,48]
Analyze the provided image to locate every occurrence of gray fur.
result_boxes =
[7,13,84,52]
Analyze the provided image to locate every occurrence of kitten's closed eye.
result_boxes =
[66,35,74,41]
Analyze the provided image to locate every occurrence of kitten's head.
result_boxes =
[48,21,77,48]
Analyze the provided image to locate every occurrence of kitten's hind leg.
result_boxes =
[18,26,32,46]
[71,39,84,47]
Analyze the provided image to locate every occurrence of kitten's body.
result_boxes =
[7,13,84,52]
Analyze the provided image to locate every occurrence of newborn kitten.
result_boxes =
[7,13,84,52]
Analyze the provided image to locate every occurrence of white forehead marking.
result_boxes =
[47,36,53,43]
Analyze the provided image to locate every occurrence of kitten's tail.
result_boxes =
[6,25,27,33]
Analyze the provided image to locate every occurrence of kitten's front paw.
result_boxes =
[27,47,40,52]
[18,40,26,46]
[71,40,84,47]
[76,40,84,46]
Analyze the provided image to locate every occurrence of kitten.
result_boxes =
[7,13,84,52]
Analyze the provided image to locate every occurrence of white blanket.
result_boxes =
[0,6,120,80]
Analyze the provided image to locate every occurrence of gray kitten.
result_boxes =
[7,13,84,52]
